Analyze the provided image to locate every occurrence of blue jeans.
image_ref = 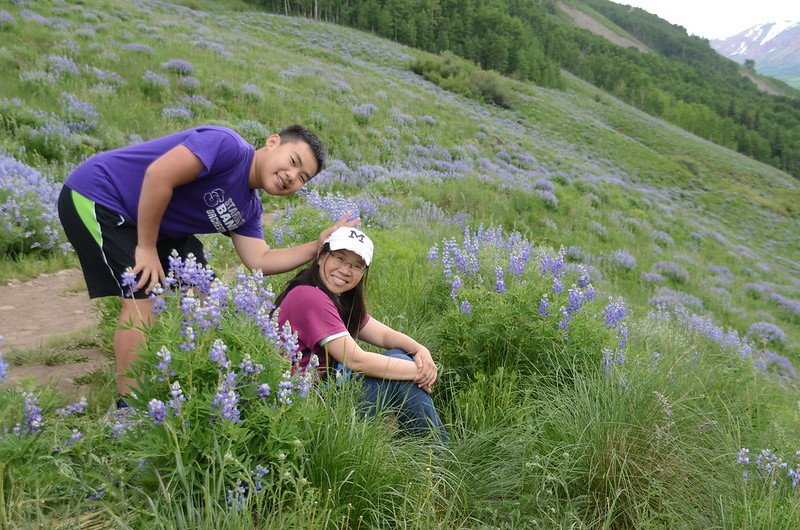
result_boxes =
[350,349,449,446]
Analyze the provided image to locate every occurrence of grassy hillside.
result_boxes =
[2,0,800,527]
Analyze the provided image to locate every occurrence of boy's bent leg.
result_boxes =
[360,349,449,445]
[115,297,155,396]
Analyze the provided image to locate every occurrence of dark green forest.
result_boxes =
[250,0,800,178]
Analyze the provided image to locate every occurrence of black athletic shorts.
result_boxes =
[58,186,208,299]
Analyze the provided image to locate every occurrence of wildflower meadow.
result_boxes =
[1,0,800,527]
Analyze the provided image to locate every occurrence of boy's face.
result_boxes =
[251,135,318,196]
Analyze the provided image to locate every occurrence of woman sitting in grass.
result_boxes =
[274,227,449,445]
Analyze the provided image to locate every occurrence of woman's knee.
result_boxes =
[382,348,413,361]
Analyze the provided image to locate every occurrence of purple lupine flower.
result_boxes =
[641,272,664,284]
[0,335,8,383]
[557,307,571,339]
[602,298,627,329]
[227,482,247,512]
[14,392,43,435]
[653,261,688,283]
[770,293,800,318]
[351,103,378,122]
[149,285,167,314]
[541,251,566,279]
[121,43,154,53]
[253,303,278,340]
[55,397,88,416]
[68,429,84,445]
[649,288,703,311]
[209,339,230,371]
[212,372,242,423]
[277,371,295,405]
[169,381,186,416]
[87,488,105,501]
[746,322,788,346]
[279,321,301,363]
[459,300,472,315]
[258,383,272,398]
[608,250,637,271]
[450,276,463,300]
[47,54,79,75]
[181,290,200,324]
[566,286,583,314]
[147,399,168,425]
[238,354,264,378]
[61,93,99,132]
[652,230,674,246]
[538,296,551,317]
[161,58,194,75]
[755,449,787,486]
[155,346,175,381]
[509,251,526,277]
[0,11,16,27]
[735,448,750,465]
[238,120,269,143]
[178,76,201,90]
[565,246,591,264]
[617,324,629,350]
[253,465,270,492]
[240,83,264,99]
[179,326,195,351]
[161,104,193,119]
[601,347,614,375]
[495,267,506,293]
[109,407,138,439]
[143,70,169,87]
[120,268,137,297]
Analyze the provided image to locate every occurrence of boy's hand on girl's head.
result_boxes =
[317,212,362,248]
[132,245,166,294]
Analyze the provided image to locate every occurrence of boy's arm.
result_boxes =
[231,214,361,275]
[230,234,318,274]
[134,146,204,293]
[358,317,438,390]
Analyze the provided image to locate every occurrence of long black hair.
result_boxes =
[273,244,369,337]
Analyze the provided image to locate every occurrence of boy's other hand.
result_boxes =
[132,245,165,294]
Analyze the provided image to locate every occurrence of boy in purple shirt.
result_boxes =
[58,125,355,405]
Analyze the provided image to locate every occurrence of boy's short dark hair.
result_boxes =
[278,124,326,175]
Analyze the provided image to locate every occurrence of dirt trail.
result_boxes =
[0,269,110,395]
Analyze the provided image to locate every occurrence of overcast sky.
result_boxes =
[609,0,800,40]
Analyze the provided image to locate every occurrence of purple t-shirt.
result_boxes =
[65,126,263,240]
[277,285,371,376]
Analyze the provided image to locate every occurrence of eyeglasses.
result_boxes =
[330,252,368,275]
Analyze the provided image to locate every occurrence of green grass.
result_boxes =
[1,0,800,527]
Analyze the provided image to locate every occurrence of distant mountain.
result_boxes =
[711,21,800,88]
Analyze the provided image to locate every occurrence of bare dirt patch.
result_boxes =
[1,269,110,395]
[3,348,109,397]
[558,2,650,53]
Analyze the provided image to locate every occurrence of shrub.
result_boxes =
[428,227,621,383]
[0,153,64,256]
[410,51,513,108]
[747,322,788,346]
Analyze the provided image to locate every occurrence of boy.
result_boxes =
[58,124,354,404]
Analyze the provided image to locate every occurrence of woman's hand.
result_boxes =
[412,346,438,391]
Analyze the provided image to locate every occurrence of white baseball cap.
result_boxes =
[324,227,374,266]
